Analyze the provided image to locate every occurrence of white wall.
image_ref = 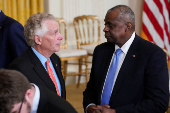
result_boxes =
[44,0,144,85]
[44,0,144,45]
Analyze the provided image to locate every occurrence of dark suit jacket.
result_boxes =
[83,34,169,113]
[9,47,66,99]
[0,11,28,68]
[37,86,77,113]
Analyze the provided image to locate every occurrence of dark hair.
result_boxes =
[107,5,135,27]
[0,69,31,113]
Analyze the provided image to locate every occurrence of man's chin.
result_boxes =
[54,48,61,52]
[106,39,114,43]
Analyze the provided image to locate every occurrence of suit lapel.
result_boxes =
[98,43,115,97]
[28,48,56,92]
[110,35,140,99]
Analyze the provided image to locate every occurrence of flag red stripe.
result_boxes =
[142,0,170,58]
[143,23,166,49]
[144,1,164,41]
[153,0,170,44]
[142,23,154,43]
[164,0,169,14]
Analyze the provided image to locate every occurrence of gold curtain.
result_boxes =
[0,0,44,25]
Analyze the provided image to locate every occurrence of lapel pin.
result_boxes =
[132,55,135,57]
[56,64,57,66]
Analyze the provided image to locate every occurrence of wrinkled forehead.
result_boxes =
[43,20,59,31]
[43,19,58,26]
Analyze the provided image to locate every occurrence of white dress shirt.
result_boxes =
[101,32,135,100]
[30,83,40,113]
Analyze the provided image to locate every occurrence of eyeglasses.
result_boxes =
[18,97,25,113]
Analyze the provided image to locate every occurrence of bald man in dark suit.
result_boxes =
[83,5,169,113]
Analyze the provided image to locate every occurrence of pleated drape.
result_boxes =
[0,0,44,25]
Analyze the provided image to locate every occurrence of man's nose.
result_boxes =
[103,26,109,32]
[58,33,63,40]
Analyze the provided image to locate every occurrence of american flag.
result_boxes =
[141,0,170,64]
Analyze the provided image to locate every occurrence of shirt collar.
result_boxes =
[30,83,40,113]
[115,32,135,54]
[31,47,48,69]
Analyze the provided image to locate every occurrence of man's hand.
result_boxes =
[96,104,116,113]
[102,104,110,109]
[87,105,101,113]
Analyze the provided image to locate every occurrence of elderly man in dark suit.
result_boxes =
[0,9,28,68]
[83,5,169,113]
[0,69,77,113]
[9,13,65,98]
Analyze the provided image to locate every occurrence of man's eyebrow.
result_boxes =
[104,21,112,24]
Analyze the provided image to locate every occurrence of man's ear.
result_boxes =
[25,89,32,103]
[34,35,42,45]
[125,22,132,32]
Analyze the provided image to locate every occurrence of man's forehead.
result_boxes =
[44,21,59,32]
[43,19,57,24]
[105,11,119,20]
